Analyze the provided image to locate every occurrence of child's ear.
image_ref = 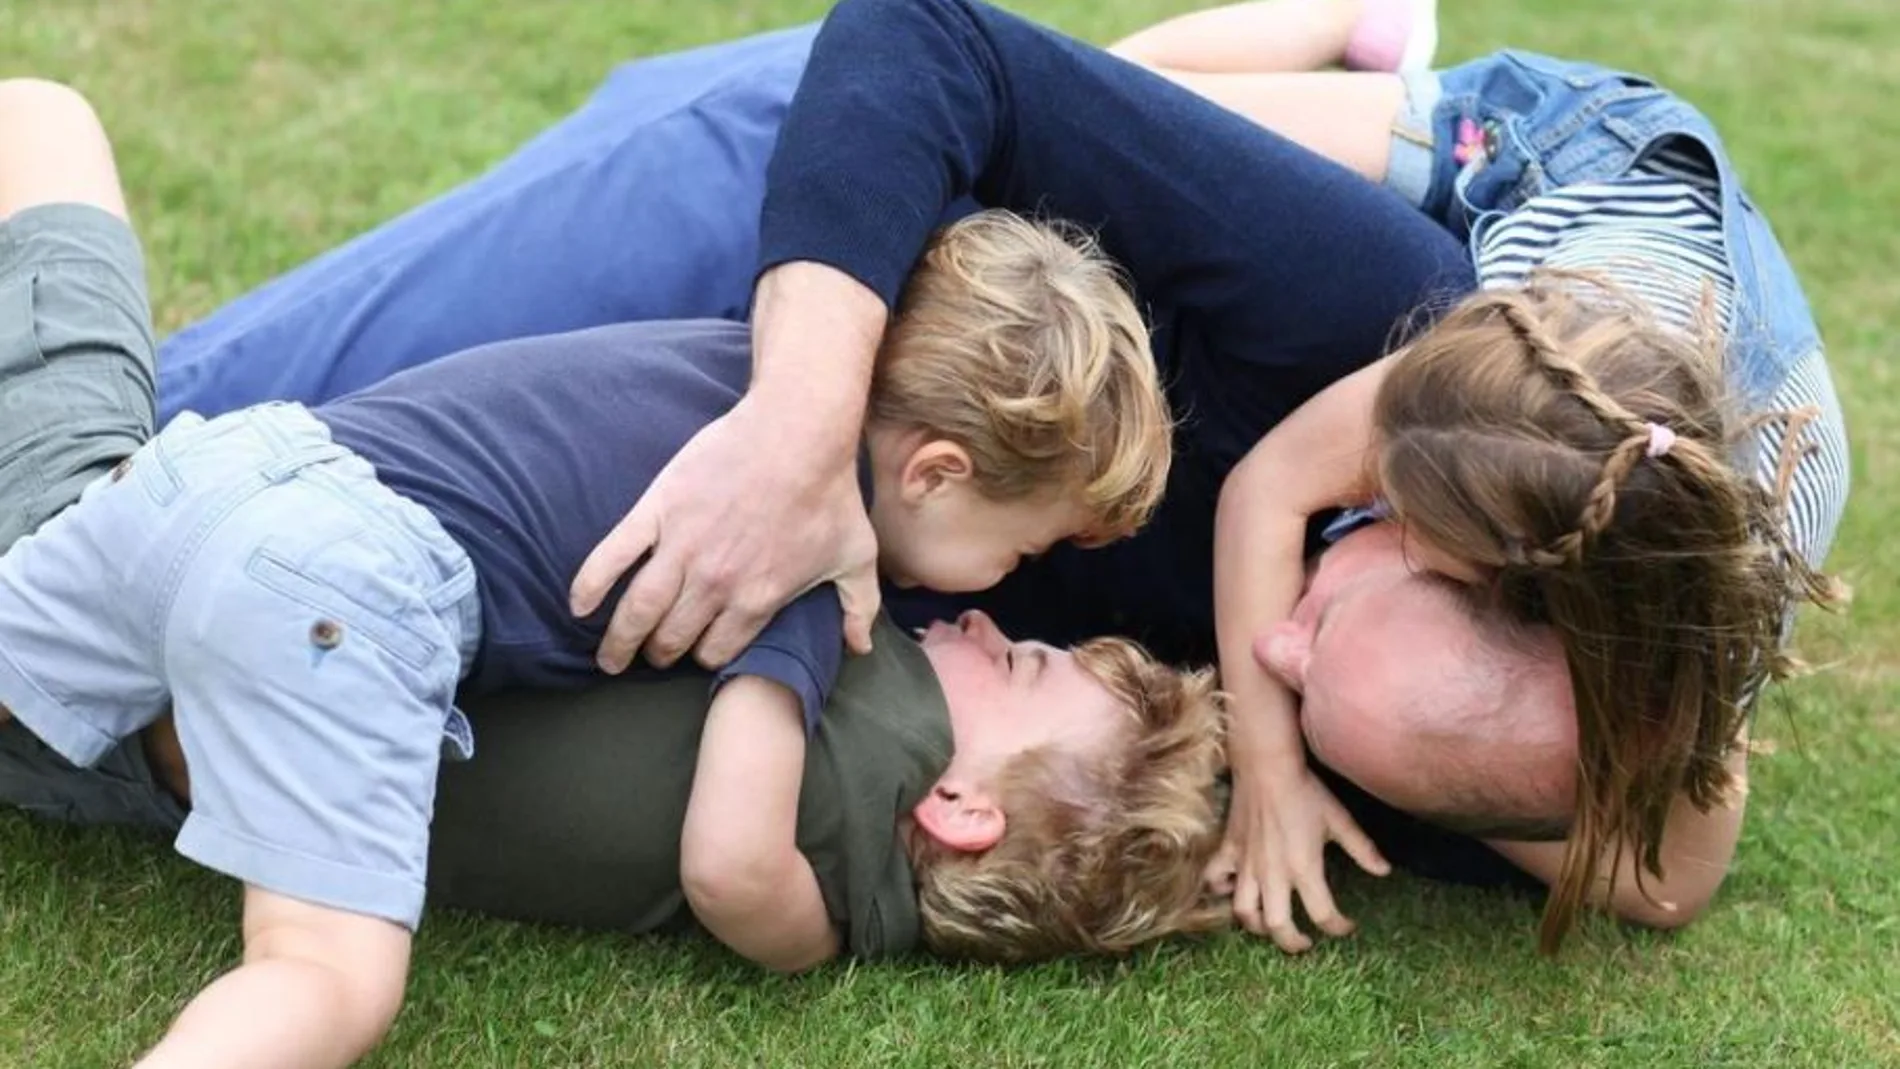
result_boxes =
[911,778,1005,852]
[899,440,974,504]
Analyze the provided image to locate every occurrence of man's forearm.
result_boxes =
[746,261,885,454]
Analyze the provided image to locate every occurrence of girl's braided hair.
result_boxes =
[1373,274,1840,951]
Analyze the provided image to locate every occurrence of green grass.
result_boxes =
[2,0,1896,1065]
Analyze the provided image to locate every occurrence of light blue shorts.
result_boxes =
[0,403,480,928]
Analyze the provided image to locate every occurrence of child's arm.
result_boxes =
[1488,747,1750,929]
[715,586,845,739]
[134,887,410,1069]
[1213,356,1394,953]
[680,675,840,972]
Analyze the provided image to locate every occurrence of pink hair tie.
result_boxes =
[1645,422,1678,459]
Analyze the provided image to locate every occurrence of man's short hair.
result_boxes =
[908,638,1228,962]
[1394,577,1577,841]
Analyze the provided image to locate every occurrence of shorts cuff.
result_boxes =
[0,203,142,279]
[1385,70,1445,210]
[175,812,426,930]
[0,641,119,767]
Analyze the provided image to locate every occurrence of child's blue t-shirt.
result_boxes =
[314,319,843,731]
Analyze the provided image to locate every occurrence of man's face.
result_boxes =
[916,610,1126,780]
[1259,524,1574,821]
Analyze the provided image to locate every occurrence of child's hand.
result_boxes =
[1203,352,1396,952]
[1210,755,1390,953]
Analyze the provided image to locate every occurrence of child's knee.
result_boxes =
[0,79,98,125]
[0,78,125,220]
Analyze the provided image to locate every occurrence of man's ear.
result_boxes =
[899,440,974,504]
[1253,620,1312,691]
[911,777,1005,852]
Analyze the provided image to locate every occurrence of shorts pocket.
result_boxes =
[0,272,46,376]
[246,545,441,672]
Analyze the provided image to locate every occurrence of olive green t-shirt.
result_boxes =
[426,614,952,959]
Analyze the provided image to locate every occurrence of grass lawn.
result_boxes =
[2,0,1896,1065]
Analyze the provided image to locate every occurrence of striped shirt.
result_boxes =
[1473,155,1848,572]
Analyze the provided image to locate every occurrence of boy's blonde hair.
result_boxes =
[871,210,1170,542]
[909,639,1228,963]
[1372,276,1840,953]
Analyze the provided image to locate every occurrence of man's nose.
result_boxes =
[1253,623,1310,692]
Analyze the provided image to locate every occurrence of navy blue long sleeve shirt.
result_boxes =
[757,0,1477,662]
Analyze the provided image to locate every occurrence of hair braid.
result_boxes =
[1499,294,1659,564]
[1372,273,1845,953]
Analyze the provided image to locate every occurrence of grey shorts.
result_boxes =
[0,203,180,835]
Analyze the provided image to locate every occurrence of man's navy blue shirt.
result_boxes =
[759,0,1477,663]
[316,320,842,731]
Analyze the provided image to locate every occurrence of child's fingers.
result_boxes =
[1258,869,1312,954]
[1201,842,1239,897]
[1231,861,1268,938]
[1293,871,1356,940]
[1330,807,1392,877]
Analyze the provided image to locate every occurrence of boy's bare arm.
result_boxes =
[134,886,411,1069]
[681,675,840,972]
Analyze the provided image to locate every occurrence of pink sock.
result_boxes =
[1344,0,1438,74]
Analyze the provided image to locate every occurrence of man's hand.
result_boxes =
[570,400,879,672]
[569,262,889,673]
[1208,754,1390,954]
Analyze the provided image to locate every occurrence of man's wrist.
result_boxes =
[729,390,861,469]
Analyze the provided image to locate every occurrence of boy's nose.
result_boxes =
[956,609,1010,651]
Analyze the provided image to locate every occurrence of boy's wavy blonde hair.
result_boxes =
[908,638,1229,963]
[872,210,1171,543]
[1373,275,1840,953]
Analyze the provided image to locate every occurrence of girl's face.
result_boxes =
[1397,526,1487,586]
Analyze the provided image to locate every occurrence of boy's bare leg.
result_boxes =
[135,887,411,1069]
[1111,0,1367,74]
[0,78,130,220]
[1109,2,1414,185]
[1153,70,1405,185]
[0,81,407,1069]
[0,79,133,730]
